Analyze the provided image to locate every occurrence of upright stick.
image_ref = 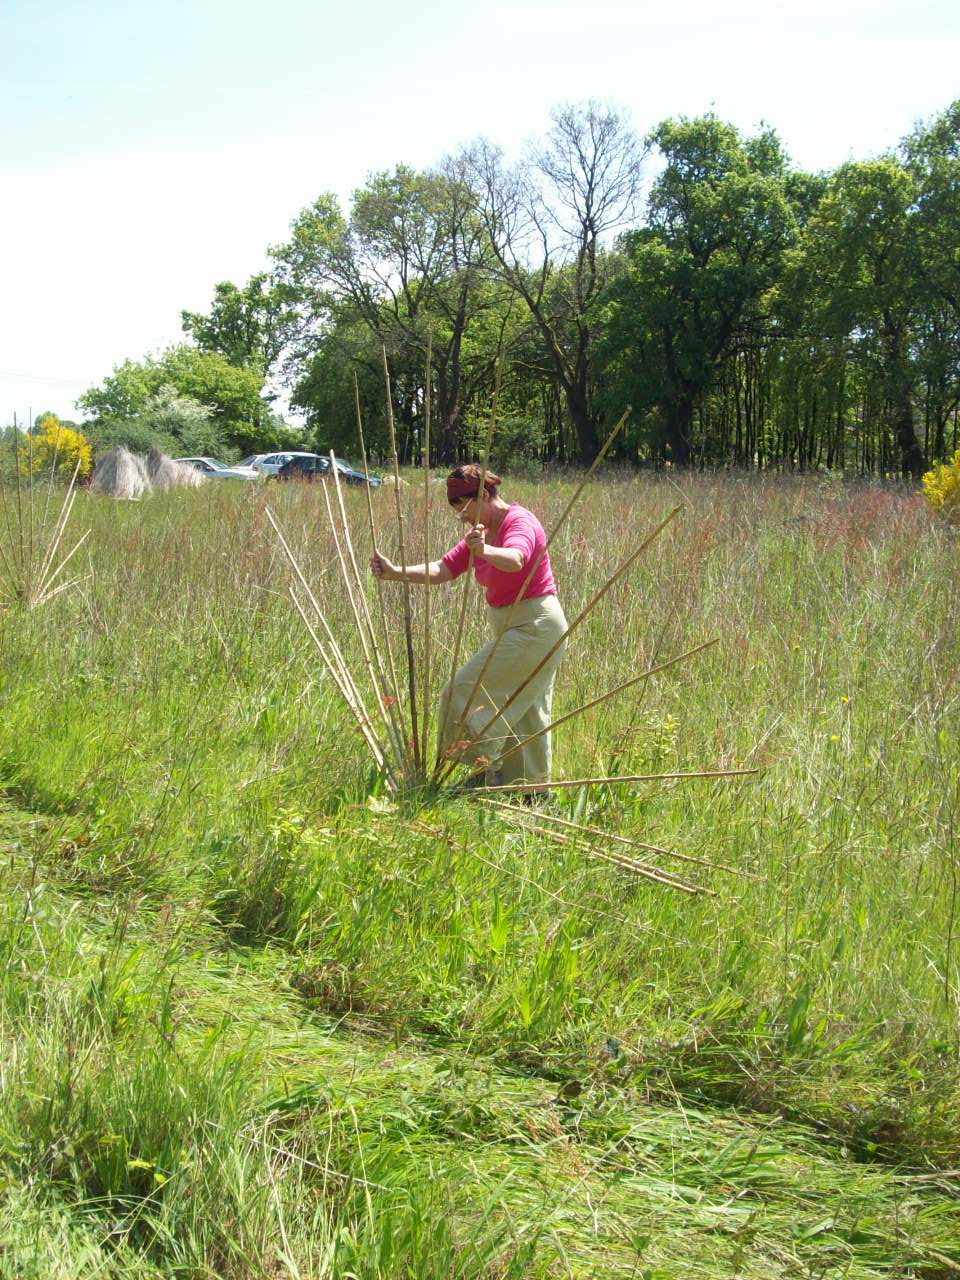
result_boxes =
[434,364,499,770]
[289,587,395,786]
[323,459,406,767]
[419,335,433,771]
[267,507,391,776]
[382,346,420,772]
[354,372,405,737]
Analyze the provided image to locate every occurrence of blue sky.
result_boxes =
[2,0,958,425]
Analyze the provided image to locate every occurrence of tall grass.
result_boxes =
[1,471,958,1275]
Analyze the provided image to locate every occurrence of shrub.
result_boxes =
[921,447,960,518]
[18,415,92,480]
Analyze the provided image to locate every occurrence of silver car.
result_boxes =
[238,451,320,477]
[174,456,258,479]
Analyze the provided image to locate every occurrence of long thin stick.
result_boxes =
[471,767,759,794]
[434,407,633,771]
[514,819,709,895]
[354,371,405,738]
[36,458,84,594]
[458,638,719,784]
[289,587,394,784]
[439,504,683,779]
[382,347,420,772]
[267,507,391,775]
[419,334,433,770]
[325,453,406,767]
[481,797,762,880]
[434,366,499,769]
[288,575,392,775]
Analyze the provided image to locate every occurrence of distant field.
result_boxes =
[1,472,958,1278]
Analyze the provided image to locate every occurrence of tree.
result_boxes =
[181,273,291,374]
[903,101,960,460]
[468,102,646,462]
[19,414,92,479]
[273,164,516,462]
[78,346,268,454]
[790,158,927,476]
[601,116,797,466]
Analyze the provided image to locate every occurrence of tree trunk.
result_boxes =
[891,391,926,477]
[565,382,598,464]
[663,396,694,467]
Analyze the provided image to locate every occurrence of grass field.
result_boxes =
[1,470,958,1277]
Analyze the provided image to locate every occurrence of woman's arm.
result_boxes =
[465,525,524,572]
[370,553,453,584]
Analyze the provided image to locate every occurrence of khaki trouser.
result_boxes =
[438,594,567,784]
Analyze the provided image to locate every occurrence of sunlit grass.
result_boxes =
[1,470,958,1275]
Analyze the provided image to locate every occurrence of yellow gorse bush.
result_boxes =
[921,448,960,517]
[18,415,92,480]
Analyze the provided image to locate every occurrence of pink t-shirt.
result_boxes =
[441,504,556,607]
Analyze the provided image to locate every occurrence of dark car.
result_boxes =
[278,454,382,487]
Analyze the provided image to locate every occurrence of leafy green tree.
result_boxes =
[137,385,227,457]
[601,116,797,466]
[469,102,646,462]
[78,346,267,455]
[903,101,960,460]
[788,158,927,476]
[181,274,291,374]
[274,164,515,462]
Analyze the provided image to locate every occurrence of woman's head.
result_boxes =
[446,463,502,509]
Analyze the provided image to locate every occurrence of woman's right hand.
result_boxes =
[370,551,399,581]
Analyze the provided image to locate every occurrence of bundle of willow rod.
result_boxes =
[268,370,758,806]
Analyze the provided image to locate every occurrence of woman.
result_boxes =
[369,464,566,788]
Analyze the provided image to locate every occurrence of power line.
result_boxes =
[0,369,87,387]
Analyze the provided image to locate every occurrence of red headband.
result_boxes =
[446,474,492,503]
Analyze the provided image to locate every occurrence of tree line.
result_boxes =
[77,101,960,475]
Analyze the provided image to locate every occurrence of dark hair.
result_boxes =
[447,463,502,499]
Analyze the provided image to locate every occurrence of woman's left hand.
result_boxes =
[465,523,486,556]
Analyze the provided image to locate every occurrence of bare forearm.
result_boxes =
[477,545,524,573]
[391,560,449,584]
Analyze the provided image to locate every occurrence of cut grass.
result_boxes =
[2,803,959,1278]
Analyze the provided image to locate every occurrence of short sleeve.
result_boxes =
[498,511,536,565]
[441,539,470,578]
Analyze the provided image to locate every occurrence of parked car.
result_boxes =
[278,454,383,488]
[237,451,319,477]
[173,456,258,479]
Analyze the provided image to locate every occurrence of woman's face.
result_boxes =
[450,494,481,526]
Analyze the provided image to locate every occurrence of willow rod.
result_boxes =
[459,637,720,786]
[321,460,406,767]
[267,507,390,773]
[327,450,407,761]
[434,364,499,770]
[513,819,709,895]
[471,767,759,794]
[436,406,633,773]
[439,504,683,781]
[419,334,433,770]
[382,347,420,772]
[481,797,762,880]
[35,457,89,602]
[289,587,393,783]
[353,371,405,742]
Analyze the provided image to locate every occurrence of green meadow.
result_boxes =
[1,472,958,1278]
